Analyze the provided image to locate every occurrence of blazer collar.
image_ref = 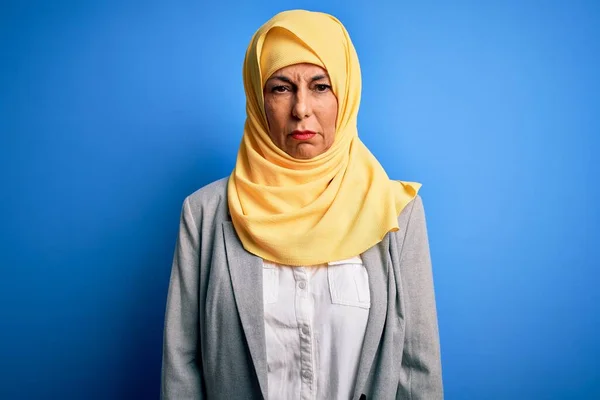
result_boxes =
[353,235,390,398]
[222,221,269,399]
[222,221,389,400]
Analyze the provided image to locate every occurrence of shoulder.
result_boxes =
[186,176,229,205]
[397,194,425,229]
[182,176,230,223]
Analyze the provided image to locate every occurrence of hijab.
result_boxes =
[227,9,421,266]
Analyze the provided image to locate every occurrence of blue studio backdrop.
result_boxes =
[1,1,599,399]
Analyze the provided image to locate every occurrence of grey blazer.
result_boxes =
[161,177,443,399]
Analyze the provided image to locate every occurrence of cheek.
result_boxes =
[264,101,275,126]
[323,98,338,144]
[264,99,286,130]
[328,106,338,130]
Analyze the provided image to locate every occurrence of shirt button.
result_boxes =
[298,281,307,289]
[302,370,312,380]
[302,327,310,335]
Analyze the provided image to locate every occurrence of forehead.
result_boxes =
[268,63,329,81]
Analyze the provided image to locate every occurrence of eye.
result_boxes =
[315,84,332,92]
[271,85,290,93]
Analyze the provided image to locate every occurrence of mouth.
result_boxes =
[290,130,317,140]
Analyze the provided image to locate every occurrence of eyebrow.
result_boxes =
[268,74,329,84]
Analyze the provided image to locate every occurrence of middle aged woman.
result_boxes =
[161,9,443,400]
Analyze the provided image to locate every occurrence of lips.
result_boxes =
[290,130,317,140]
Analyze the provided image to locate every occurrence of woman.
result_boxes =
[161,9,443,400]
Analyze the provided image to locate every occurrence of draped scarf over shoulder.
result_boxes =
[227,9,421,266]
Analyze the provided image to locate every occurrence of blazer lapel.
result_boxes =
[353,235,390,398]
[222,221,268,399]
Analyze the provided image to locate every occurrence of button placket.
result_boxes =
[293,267,315,399]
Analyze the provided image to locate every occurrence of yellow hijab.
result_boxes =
[227,9,421,266]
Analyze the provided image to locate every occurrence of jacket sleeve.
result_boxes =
[396,196,443,399]
[161,197,205,399]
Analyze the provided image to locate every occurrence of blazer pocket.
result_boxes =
[262,265,279,304]
[327,259,371,309]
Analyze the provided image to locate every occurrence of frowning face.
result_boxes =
[263,63,338,160]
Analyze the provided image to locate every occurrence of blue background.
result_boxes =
[1,0,598,398]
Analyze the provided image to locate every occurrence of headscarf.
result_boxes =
[227,9,421,266]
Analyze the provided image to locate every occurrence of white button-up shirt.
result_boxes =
[262,256,370,400]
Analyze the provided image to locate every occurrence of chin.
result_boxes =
[291,148,324,160]
[292,153,314,160]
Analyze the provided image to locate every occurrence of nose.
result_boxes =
[292,88,311,119]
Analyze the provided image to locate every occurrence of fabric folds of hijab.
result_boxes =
[227,9,421,266]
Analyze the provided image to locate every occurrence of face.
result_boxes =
[263,63,338,160]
